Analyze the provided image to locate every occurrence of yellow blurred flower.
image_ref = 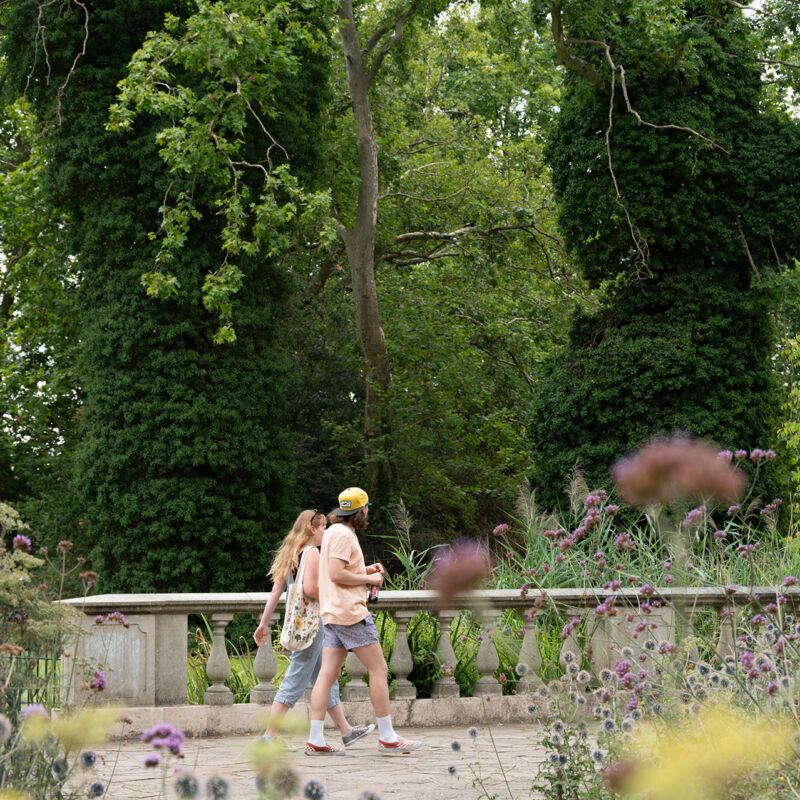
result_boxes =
[0,790,31,800]
[19,713,49,744]
[622,705,793,800]
[246,737,290,777]
[51,706,120,751]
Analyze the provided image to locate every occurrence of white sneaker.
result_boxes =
[378,737,422,755]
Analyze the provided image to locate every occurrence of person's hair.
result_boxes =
[268,510,325,583]
[326,508,339,525]
[350,506,369,530]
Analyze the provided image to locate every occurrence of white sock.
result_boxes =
[376,715,397,743]
[308,719,326,747]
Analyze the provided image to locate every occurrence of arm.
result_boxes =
[329,557,383,587]
[302,547,320,599]
[253,579,286,647]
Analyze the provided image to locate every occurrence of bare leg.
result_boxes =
[352,643,390,717]
[310,647,347,721]
[263,700,290,736]
[325,702,351,735]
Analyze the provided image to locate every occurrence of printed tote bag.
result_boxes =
[279,547,320,652]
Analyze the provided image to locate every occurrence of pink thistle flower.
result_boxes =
[664,575,675,584]
[426,538,491,602]
[613,437,747,506]
[12,535,31,552]
[765,450,777,460]
[639,584,655,597]
[735,450,747,460]
[713,530,727,541]
[727,505,740,516]
[717,450,733,461]
[603,504,619,515]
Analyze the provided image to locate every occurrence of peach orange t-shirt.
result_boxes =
[319,522,369,626]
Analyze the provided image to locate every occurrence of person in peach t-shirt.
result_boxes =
[304,487,422,757]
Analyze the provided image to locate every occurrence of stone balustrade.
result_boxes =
[60,586,800,708]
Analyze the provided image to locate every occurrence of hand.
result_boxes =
[368,571,384,588]
[366,563,384,575]
[253,623,269,647]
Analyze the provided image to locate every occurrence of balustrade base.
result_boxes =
[203,688,234,706]
[342,684,371,702]
[98,696,541,739]
[249,686,277,704]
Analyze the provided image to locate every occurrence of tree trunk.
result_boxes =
[337,0,393,493]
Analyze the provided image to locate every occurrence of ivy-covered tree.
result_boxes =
[2,0,331,591]
[529,0,800,509]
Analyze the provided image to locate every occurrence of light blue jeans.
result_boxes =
[274,624,340,709]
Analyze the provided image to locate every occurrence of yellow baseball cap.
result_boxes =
[335,487,369,516]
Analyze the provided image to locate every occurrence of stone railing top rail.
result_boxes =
[61,585,800,615]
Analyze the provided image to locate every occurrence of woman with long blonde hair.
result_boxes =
[253,509,373,746]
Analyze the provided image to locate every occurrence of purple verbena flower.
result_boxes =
[492,523,509,536]
[12,535,31,552]
[734,450,748,461]
[681,506,706,528]
[750,449,766,463]
[90,669,107,691]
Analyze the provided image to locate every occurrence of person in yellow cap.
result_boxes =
[304,488,422,756]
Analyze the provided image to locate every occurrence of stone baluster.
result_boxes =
[473,611,503,697]
[343,650,370,701]
[390,610,417,699]
[431,609,460,698]
[250,612,278,704]
[682,608,701,664]
[715,605,736,662]
[516,611,544,692]
[204,613,234,705]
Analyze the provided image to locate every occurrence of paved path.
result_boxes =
[92,724,546,800]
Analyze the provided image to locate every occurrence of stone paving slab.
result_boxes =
[94,723,546,800]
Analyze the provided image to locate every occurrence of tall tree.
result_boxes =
[529,0,800,508]
[3,0,330,591]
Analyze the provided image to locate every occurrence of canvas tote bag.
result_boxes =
[279,547,321,652]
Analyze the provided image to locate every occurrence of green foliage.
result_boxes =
[531,1,800,509]
[1,0,334,591]
[107,0,336,338]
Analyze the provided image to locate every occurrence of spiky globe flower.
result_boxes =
[173,772,199,799]
[0,714,11,746]
[88,781,105,797]
[269,766,300,799]
[79,751,97,769]
[303,780,326,800]
[206,775,230,800]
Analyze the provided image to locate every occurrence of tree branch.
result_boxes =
[550,3,605,88]
[365,3,417,87]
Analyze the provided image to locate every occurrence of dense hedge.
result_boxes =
[531,4,800,509]
[3,1,330,591]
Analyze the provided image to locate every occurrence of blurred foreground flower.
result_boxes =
[616,705,792,800]
[613,437,747,506]
[426,538,491,602]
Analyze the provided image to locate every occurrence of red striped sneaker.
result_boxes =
[304,742,346,756]
[378,737,422,755]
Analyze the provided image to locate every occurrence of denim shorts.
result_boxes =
[323,614,380,651]
[275,624,340,709]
